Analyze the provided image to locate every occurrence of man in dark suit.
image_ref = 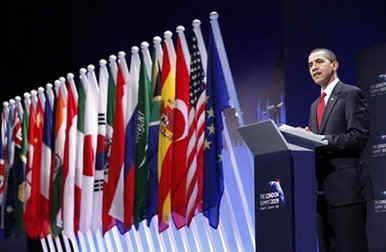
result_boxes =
[307,48,369,252]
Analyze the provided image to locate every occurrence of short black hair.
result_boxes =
[309,48,337,62]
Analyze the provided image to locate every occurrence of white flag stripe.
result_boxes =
[62,234,72,252]
[86,230,97,252]
[55,236,64,252]
[69,235,80,252]
[109,164,124,222]
[186,183,198,218]
[111,226,124,252]
[46,234,56,252]
[40,238,49,252]
[103,230,115,252]
[95,228,107,252]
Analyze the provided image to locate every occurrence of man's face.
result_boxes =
[308,51,338,87]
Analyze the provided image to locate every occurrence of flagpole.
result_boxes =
[54,235,64,252]
[164,31,176,68]
[15,96,23,118]
[165,228,178,252]
[217,221,231,251]
[209,10,255,250]
[179,228,192,252]
[46,234,57,252]
[40,238,49,252]
[199,218,216,252]
[122,230,135,251]
[110,226,124,252]
[224,188,246,251]
[102,229,115,252]
[86,230,98,252]
[77,231,89,252]
[176,25,191,72]
[69,235,80,252]
[94,228,107,252]
[192,20,208,73]
[62,234,72,252]
[190,218,204,251]
[223,116,256,250]
[141,41,152,76]
[109,55,118,84]
[209,11,244,126]
[131,228,145,252]
[9,98,16,166]
[153,36,163,71]
[154,217,167,252]
[192,17,235,252]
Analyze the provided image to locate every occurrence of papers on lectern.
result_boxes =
[279,124,328,148]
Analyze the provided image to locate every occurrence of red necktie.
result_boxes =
[317,92,327,130]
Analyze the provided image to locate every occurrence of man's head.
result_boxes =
[308,48,339,89]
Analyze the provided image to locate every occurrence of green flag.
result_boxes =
[134,49,152,227]
[146,37,162,225]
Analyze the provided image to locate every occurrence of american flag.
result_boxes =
[186,32,206,224]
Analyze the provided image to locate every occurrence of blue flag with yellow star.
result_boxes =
[203,25,230,229]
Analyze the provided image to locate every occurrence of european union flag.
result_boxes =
[203,25,230,229]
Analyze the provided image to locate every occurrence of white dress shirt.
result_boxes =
[321,78,339,105]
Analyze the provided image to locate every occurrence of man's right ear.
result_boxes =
[333,60,339,71]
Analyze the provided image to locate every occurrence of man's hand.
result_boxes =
[296,126,311,132]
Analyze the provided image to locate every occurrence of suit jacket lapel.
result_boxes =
[310,101,318,133]
[319,82,342,133]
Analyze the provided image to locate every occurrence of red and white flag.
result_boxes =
[171,26,191,229]
[62,73,78,238]
[102,55,118,234]
[103,52,127,234]
[24,90,44,238]
[92,59,109,231]
[79,66,98,232]
[186,23,207,225]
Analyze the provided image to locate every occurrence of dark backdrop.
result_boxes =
[5,0,283,126]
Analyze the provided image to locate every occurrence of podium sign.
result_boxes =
[239,120,318,252]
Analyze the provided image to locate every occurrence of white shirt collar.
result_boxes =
[321,78,339,103]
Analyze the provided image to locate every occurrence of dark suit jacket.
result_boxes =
[308,81,369,207]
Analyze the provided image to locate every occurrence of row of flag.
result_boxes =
[0,13,231,241]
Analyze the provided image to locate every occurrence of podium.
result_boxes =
[239,120,325,252]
